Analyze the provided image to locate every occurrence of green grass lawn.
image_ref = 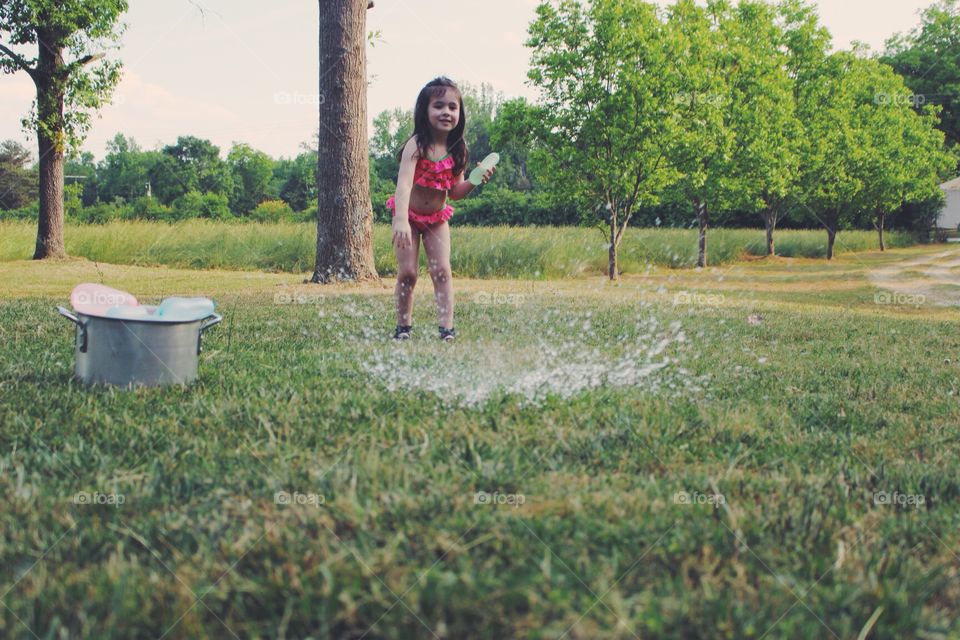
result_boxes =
[1,243,959,639]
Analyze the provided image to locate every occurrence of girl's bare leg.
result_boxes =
[421,221,454,329]
[394,223,422,326]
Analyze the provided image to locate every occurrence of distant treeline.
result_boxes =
[1,0,959,237]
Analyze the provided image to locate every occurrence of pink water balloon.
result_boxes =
[70,283,139,317]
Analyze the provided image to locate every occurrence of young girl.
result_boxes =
[388,77,495,342]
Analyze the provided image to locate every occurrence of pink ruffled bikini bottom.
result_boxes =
[386,195,454,232]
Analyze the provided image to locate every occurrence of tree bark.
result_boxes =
[826,214,837,260]
[608,205,618,281]
[695,198,707,268]
[763,209,776,256]
[312,0,378,283]
[877,210,885,251]
[32,29,67,260]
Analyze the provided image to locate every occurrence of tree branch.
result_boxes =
[0,41,37,80]
[616,151,663,247]
[66,52,105,75]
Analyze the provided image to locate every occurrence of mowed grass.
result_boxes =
[0,220,914,276]
[1,244,959,639]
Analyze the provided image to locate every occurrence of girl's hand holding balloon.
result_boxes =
[478,164,496,185]
[468,152,500,186]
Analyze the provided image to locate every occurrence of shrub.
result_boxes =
[172,191,232,221]
[454,186,580,226]
[128,196,173,221]
[68,202,123,224]
[249,199,295,223]
[0,202,38,221]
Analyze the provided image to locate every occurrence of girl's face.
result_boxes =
[428,88,460,135]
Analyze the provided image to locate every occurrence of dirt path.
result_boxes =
[868,246,960,307]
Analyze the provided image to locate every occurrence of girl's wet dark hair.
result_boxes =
[396,76,469,178]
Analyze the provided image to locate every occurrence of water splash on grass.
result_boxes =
[359,314,703,408]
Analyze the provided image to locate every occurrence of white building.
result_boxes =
[939,177,960,230]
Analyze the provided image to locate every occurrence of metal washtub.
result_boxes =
[56,306,223,387]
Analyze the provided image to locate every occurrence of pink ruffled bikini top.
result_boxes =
[413,152,457,191]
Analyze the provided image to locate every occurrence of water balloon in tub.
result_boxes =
[157,297,216,321]
[70,283,139,316]
[105,305,154,320]
[468,152,500,186]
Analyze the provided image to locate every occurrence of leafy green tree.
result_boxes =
[147,152,192,205]
[162,136,233,198]
[143,135,233,206]
[64,149,97,206]
[795,51,864,259]
[0,139,37,210]
[459,80,502,165]
[97,133,155,203]
[0,0,126,258]
[63,180,83,216]
[171,190,231,221]
[278,150,318,212]
[128,195,170,221]
[226,142,273,215]
[370,107,413,164]
[489,98,540,191]
[269,156,292,199]
[882,0,960,155]
[848,56,953,249]
[892,192,949,232]
[729,1,802,256]
[526,0,680,279]
[776,1,869,258]
[770,0,833,250]
[367,111,406,218]
[663,0,738,268]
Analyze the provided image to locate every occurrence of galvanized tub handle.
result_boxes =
[197,313,222,355]
[56,306,88,353]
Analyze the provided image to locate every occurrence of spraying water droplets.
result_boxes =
[359,311,704,408]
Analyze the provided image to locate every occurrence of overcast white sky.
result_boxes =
[0,0,935,162]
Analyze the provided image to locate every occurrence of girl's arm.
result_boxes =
[448,169,476,201]
[393,137,419,224]
[449,161,496,200]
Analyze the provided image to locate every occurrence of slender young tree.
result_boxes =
[0,0,126,259]
[848,56,954,250]
[526,0,680,280]
[664,0,737,268]
[312,0,378,283]
[796,51,864,260]
[760,0,832,255]
[729,1,801,257]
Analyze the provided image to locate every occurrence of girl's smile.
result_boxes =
[430,88,460,130]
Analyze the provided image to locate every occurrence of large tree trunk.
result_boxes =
[608,205,618,281]
[695,198,707,268]
[312,0,377,283]
[877,210,885,251]
[34,129,65,259]
[763,209,776,256]
[32,30,67,260]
